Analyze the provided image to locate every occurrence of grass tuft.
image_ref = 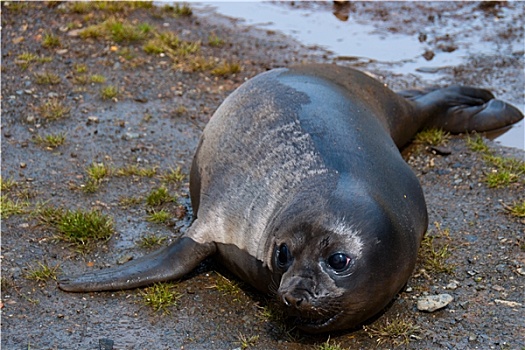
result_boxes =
[503,200,525,218]
[146,187,174,207]
[364,317,421,346]
[37,207,114,247]
[34,133,66,149]
[100,85,119,100]
[466,134,524,188]
[315,338,345,350]
[138,234,167,249]
[414,128,450,146]
[34,71,61,85]
[38,98,71,121]
[140,282,181,313]
[160,167,185,185]
[146,210,171,224]
[419,222,454,274]
[211,61,241,77]
[25,262,60,282]
[42,32,61,48]
[236,333,260,349]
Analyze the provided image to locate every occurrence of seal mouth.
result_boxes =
[294,310,344,332]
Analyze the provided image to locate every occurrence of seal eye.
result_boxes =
[327,253,350,272]
[276,243,292,268]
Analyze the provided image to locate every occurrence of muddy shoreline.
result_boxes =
[2,2,524,349]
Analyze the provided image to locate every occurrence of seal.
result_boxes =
[59,64,523,333]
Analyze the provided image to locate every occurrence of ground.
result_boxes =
[1,2,524,350]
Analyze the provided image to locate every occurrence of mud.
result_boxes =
[1,2,524,350]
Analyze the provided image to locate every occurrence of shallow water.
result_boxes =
[193,1,524,149]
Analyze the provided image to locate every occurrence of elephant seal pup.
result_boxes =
[59,64,523,333]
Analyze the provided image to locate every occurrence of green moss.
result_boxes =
[87,162,111,181]
[146,187,174,207]
[414,128,450,146]
[138,234,167,249]
[1,196,28,219]
[466,133,491,153]
[115,165,157,177]
[419,222,454,274]
[189,56,216,72]
[118,195,143,208]
[140,282,181,313]
[208,33,225,47]
[80,18,151,43]
[100,85,119,100]
[160,167,185,185]
[42,32,61,48]
[38,207,114,247]
[146,210,171,224]
[162,3,193,17]
[213,274,243,298]
[90,74,107,84]
[1,177,17,193]
[143,39,165,54]
[467,135,525,188]
[211,61,241,77]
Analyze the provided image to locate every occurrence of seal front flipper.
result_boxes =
[402,86,524,133]
[58,237,216,292]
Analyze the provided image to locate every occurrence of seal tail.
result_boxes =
[58,237,215,292]
[398,86,524,133]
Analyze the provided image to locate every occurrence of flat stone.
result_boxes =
[417,294,454,312]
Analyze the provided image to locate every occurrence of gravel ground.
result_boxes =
[1,2,524,350]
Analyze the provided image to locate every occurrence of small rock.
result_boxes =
[56,49,68,55]
[117,255,133,265]
[20,163,27,169]
[430,145,452,155]
[48,92,59,98]
[99,338,114,350]
[122,132,140,141]
[468,334,477,342]
[517,267,525,276]
[494,299,522,308]
[417,294,454,312]
[445,280,459,290]
[87,116,99,125]
[491,285,505,292]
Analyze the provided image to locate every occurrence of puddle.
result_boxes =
[192,1,524,150]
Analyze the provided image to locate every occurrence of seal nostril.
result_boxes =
[282,294,304,308]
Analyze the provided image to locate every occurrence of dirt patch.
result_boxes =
[1,2,524,350]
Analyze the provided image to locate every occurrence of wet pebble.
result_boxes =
[494,299,522,308]
[417,294,454,312]
[117,255,133,265]
[445,280,459,290]
[123,132,140,140]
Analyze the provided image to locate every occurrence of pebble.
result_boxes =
[445,280,459,290]
[417,294,454,312]
[517,267,525,276]
[123,132,140,140]
[494,299,522,308]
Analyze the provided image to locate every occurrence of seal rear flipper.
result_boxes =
[406,86,524,133]
[58,237,216,292]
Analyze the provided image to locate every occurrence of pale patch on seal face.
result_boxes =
[271,216,369,332]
